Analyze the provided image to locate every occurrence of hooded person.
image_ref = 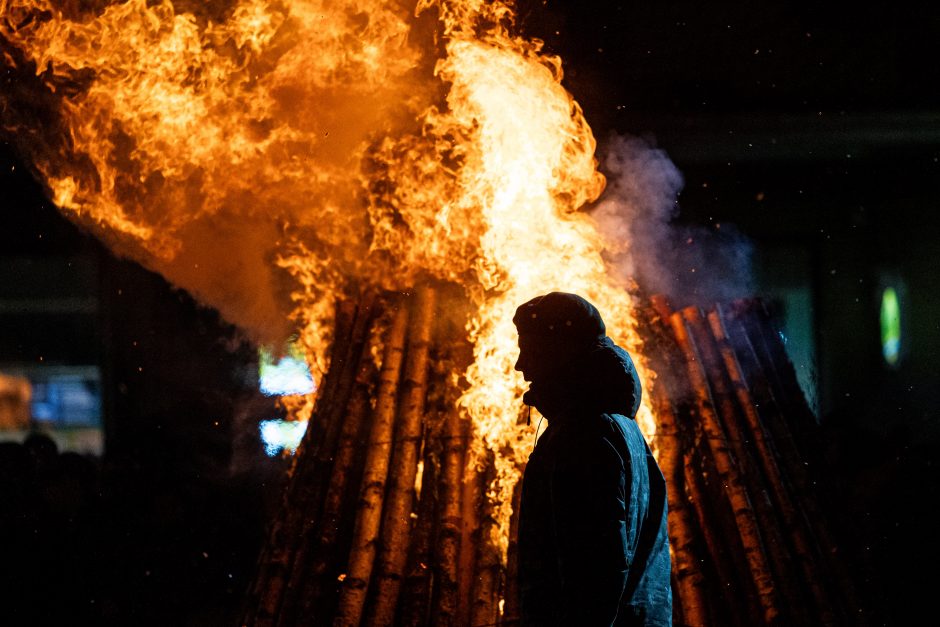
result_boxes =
[513,292,672,627]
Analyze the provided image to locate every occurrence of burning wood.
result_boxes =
[242,286,513,626]
[0,3,872,625]
[240,290,872,627]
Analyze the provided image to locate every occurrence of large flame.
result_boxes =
[2,0,656,561]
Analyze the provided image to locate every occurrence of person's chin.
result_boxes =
[522,388,537,406]
[522,381,541,407]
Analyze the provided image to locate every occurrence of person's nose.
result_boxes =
[514,353,524,372]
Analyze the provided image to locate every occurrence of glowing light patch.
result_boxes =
[258,344,315,396]
[880,287,901,366]
[259,419,307,457]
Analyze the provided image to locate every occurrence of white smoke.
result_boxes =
[592,134,754,307]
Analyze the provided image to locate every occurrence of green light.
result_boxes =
[880,287,901,366]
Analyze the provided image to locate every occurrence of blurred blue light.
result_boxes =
[259,419,308,456]
[258,346,315,397]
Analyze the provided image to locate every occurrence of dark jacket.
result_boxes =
[518,338,672,626]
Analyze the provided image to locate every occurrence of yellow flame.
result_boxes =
[2,0,659,568]
[406,2,658,559]
[1,0,424,345]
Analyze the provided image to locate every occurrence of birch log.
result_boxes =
[432,406,467,626]
[707,308,834,625]
[682,306,808,625]
[456,456,484,625]
[396,428,439,627]
[278,295,378,625]
[333,302,409,627]
[669,311,781,626]
[290,321,379,623]
[720,304,865,625]
[470,458,500,627]
[652,388,709,627]
[502,477,524,625]
[244,300,355,626]
[367,286,437,625]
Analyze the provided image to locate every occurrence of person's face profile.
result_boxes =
[514,332,571,385]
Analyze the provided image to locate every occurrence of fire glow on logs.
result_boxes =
[1,1,871,626]
[0,0,655,548]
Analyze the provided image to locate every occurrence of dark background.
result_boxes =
[2,0,939,624]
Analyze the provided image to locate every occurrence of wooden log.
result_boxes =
[431,406,468,626]
[681,307,808,625]
[750,300,819,437]
[456,455,484,625]
[277,293,378,625]
[749,298,875,623]
[727,300,817,463]
[470,458,500,627]
[645,297,760,626]
[243,299,357,627]
[502,476,524,626]
[401,334,464,626]
[682,450,752,627]
[287,313,380,624]
[649,294,676,327]
[642,296,725,626]
[367,286,437,626]
[707,308,835,625]
[651,388,709,627]
[668,311,781,626]
[718,304,867,626]
[333,301,410,627]
[716,307,808,504]
[397,429,440,627]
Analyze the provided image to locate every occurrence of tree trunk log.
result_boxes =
[278,294,378,625]
[332,302,410,627]
[502,476,523,625]
[669,311,781,626]
[432,406,468,626]
[244,299,356,626]
[718,304,866,625]
[652,388,709,627]
[367,286,437,626]
[397,426,440,627]
[682,449,751,627]
[470,457,500,627]
[457,456,484,625]
[682,307,808,625]
[290,310,381,623]
[707,308,835,625]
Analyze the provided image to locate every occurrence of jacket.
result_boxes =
[517,337,672,626]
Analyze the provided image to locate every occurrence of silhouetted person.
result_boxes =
[514,292,672,626]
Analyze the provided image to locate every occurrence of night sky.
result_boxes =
[523,0,940,119]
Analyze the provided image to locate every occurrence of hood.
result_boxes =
[527,336,642,422]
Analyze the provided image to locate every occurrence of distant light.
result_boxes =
[259,419,307,456]
[258,343,315,396]
[880,287,901,367]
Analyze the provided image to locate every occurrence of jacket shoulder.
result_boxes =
[554,413,629,469]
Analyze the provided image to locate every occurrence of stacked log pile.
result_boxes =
[243,289,871,626]
[643,297,872,627]
[241,285,507,627]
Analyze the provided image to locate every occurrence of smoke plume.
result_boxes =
[592,134,754,307]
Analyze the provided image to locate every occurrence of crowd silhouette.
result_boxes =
[0,428,282,626]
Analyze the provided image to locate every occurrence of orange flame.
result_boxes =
[2,0,657,564]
